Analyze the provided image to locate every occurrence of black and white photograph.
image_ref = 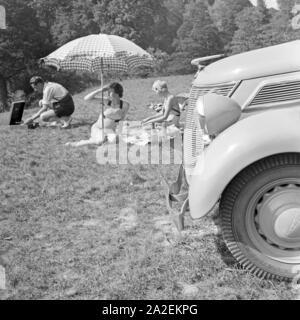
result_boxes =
[1,0,300,304]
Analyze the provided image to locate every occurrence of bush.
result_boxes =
[142,48,198,77]
[146,48,170,76]
[166,52,197,75]
[122,48,172,79]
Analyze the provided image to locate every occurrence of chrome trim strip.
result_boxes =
[243,73,300,109]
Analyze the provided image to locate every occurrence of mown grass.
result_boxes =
[0,74,295,300]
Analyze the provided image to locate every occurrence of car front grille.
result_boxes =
[184,82,237,170]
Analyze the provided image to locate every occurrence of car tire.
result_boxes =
[220,153,300,280]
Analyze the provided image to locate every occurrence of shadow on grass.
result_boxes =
[71,120,93,129]
[211,208,239,269]
[214,233,239,268]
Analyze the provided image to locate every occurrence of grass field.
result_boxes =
[0,74,295,300]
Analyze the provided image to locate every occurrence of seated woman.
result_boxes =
[66,82,129,147]
[142,80,181,128]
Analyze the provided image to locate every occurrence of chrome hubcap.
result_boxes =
[274,208,300,240]
[255,185,300,250]
[247,182,300,263]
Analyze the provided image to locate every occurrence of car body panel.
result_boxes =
[188,107,300,219]
[193,41,300,86]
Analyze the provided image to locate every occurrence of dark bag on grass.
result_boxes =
[9,100,25,125]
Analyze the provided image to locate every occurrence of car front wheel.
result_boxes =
[220,153,300,280]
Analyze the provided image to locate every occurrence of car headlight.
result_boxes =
[195,93,241,137]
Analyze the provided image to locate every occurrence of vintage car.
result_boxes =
[167,40,300,280]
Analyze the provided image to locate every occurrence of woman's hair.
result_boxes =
[152,80,168,93]
[109,82,123,98]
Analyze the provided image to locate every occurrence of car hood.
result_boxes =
[194,40,300,86]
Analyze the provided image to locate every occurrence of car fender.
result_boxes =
[188,107,300,219]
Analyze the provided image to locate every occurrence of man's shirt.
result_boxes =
[42,82,68,106]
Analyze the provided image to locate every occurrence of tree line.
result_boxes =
[0,0,299,112]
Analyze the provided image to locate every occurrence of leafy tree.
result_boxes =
[164,0,185,25]
[149,4,174,53]
[30,0,69,48]
[256,0,272,23]
[210,0,252,45]
[159,0,185,53]
[277,0,296,14]
[265,0,300,43]
[92,0,166,50]
[30,0,67,33]
[172,0,223,73]
[51,0,99,46]
[0,0,47,111]
[38,0,179,54]
[230,2,274,54]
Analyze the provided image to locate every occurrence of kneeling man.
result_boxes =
[24,76,75,128]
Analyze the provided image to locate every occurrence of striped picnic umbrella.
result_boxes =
[40,33,154,134]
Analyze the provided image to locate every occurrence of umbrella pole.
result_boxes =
[100,58,105,139]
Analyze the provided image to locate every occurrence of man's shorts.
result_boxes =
[52,93,75,118]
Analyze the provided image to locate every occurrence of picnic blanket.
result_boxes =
[120,122,181,146]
